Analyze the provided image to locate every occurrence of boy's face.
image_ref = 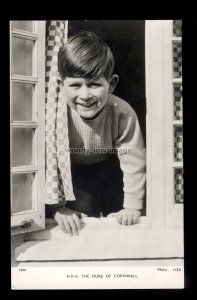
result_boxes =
[63,76,118,119]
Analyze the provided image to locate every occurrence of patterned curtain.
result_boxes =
[45,21,75,205]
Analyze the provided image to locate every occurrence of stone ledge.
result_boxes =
[15,217,183,262]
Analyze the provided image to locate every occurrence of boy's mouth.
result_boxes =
[76,101,97,108]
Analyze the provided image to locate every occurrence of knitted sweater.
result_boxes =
[67,94,146,210]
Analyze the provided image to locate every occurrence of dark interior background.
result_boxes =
[68,20,146,142]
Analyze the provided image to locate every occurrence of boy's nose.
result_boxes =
[79,86,90,100]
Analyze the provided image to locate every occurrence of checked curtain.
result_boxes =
[45,21,75,205]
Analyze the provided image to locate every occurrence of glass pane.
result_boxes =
[174,126,183,162]
[12,82,34,121]
[173,41,182,78]
[11,173,35,213]
[173,20,182,37]
[12,21,34,32]
[12,128,35,167]
[12,37,34,76]
[174,84,182,120]
[174,168,183,203]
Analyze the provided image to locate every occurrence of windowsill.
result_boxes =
[14,217,183,263]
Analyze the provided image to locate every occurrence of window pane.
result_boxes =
[11,173,35,213]
[174,84,182,120]
[12,128,35,167]
[12,21,34,33]
[174,126,183,162]
[173,20,182,37]
[174,168,183,203]
[12,37,34,76]
[12,82,34,121]
[173,42,182,78]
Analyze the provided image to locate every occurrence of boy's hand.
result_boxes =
[107,208,141,225]
[54,207,87,236]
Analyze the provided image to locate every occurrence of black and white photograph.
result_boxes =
[10,20,184,289]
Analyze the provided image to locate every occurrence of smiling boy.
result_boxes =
[50,31,146,236]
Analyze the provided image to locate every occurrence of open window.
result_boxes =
[11,20,183,263]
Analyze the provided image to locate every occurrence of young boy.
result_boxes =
[52,31,146,236]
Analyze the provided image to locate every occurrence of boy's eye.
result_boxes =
[89,83,101,87]
[68,82,101,88]
[69,84,80,87]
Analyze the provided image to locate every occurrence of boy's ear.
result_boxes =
[109,74,119,93]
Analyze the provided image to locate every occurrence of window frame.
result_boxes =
[163,21,183,228]
[146,20,183,229]
[10,21,46,235]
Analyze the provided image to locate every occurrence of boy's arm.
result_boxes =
[115,106,146,211]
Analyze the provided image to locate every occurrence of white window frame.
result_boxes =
[146,20,183,229]
[10,21,46,235]
[163,21,183,228]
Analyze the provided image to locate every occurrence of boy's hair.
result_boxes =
[58,31,114,81]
